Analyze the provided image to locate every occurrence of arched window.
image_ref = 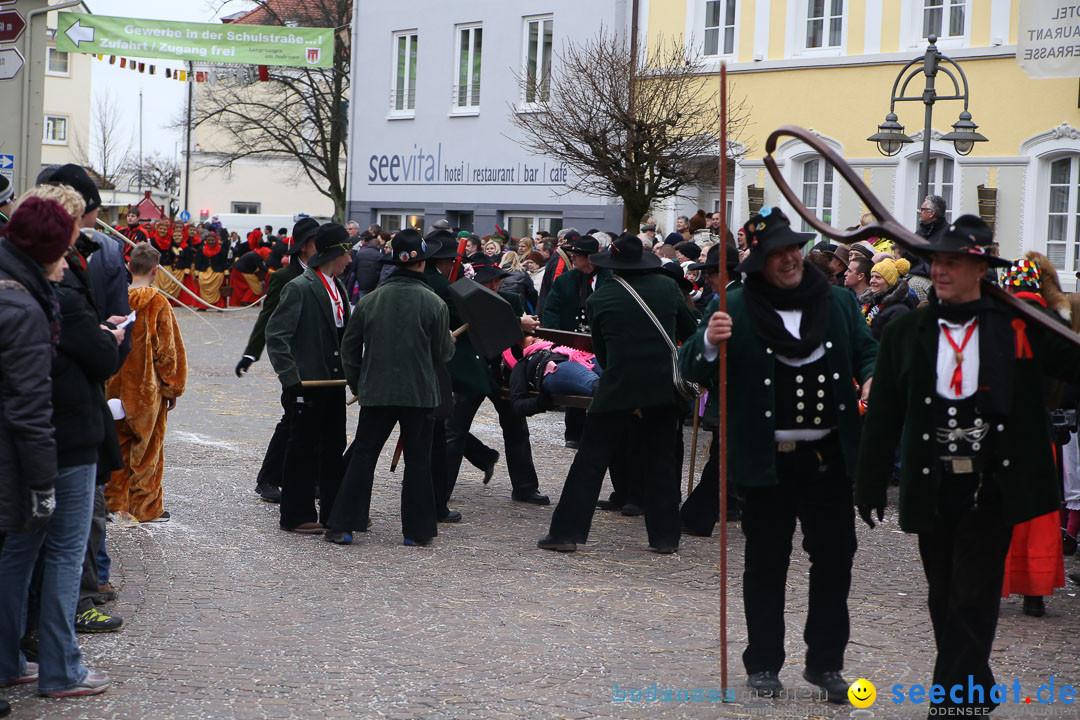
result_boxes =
[915,155,955,221]
[1045,154,1080,272]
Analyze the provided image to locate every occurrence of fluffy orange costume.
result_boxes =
[105,286,188,521]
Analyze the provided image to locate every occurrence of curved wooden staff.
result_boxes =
[763,125,1080,348]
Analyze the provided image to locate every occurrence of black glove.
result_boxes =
[537,388,557,412]
[284,382,304,399]
[235,355,255,378]
[24,487,56,533]
[857,504,885,529]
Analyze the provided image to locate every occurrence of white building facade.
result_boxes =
[347,0,633,237]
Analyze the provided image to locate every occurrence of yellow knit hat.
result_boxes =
[871,257,910,287]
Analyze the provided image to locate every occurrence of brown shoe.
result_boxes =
[281,522,324,535]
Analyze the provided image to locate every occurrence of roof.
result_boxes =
[223,0,348,27]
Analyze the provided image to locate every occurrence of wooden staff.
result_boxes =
[391,237,472,472]
[300,379,348,387]
[717,62,730,699]
[687,393,701,494]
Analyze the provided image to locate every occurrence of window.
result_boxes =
[1045,156,1080,272]
[522,16,553,106]
[704,0,737,56]
[47,47,70,76]
[505,214,562,240]
[923,0,965,39]
[806,0,843,49]
[915,156,955,221]
[799,158,833,232]
[43,115,67,144]
[391,31,418,115]
[232,202,261,214]
[377,212,424,232]
[454,24,482,111]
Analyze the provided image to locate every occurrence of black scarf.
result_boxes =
[742,261,831,358]
[926,286,995,323]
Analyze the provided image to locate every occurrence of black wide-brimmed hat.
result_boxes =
[380,228,443,265]
[590,232,661,271]
[659,260,692,293]
[917,214,1010,268]
[286,217,320,256]
[688,242,740,273]
[427,229,464,260]
[307,223,352,268]
[469,261,511,284]
[564,235,599,255]
[734,207,815,274]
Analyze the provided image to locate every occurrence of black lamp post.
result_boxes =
[867,35,988,209]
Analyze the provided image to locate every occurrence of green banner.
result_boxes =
[55,12,333,68]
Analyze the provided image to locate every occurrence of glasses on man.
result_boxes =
[918,206,933,213]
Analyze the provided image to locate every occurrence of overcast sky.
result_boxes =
[86,0,255,163]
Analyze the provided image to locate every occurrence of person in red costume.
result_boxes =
[195,228,230,309]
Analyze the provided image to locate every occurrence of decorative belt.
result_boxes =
[939,456,986,475]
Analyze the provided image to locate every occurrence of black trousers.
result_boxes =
[605,419,645,508]
[564,407,585,443]
[740,434,855,676]
[330,406,437,541]
[548,406,682,548]
[256,407,289,488]
[77,486,107,613]
[680,431,745,535]
[917,478,1011,718]
[445,392,539,499]
[278,387,344,530]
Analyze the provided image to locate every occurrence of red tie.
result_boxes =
[941,320,978,397]
[317,271,344,325]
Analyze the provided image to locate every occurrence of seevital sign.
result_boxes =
[54,12,333,68]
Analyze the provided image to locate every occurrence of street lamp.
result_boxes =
[867,35,988,206]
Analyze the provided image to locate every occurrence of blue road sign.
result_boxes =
[179,210,191,222]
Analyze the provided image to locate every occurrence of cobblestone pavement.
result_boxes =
[6,309,1080,720]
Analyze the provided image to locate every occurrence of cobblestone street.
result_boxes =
[6,309,1080,720]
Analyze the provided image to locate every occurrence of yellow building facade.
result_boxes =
[645,0,1080,285]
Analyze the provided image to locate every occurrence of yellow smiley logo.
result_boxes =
[848,678,876,708]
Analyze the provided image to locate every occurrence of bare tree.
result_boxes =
[74,92,133,186]
[190,0,351,221]
[509,28,750,228]
[124,152,182,198]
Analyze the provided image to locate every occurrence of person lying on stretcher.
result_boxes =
[505,335,601,416]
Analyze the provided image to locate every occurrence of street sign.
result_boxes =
[55,12,334,68]
[179,210,191,223]
[0,9,24,43]
[0,47,23,81]
[0,154,13,183]
[1017,0,1080,78]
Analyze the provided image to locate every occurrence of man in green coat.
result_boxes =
[855,216,1080,719]
[234,217,318,503]
[265,223,353,534]
[324,229,454,547]
[538,233,698,554]
[679,208,876,703]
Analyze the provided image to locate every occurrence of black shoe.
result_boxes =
[803,669,849,704]
[537,535,577,552]
[403,537,432,547]
[513,491,550,505]
[438,510,463,523]
[564,440,580,449]
[1023,595,1046,617]
[747,671,783,695]
[0,698,10,718]
[681,523,713,537]
[75,607,123,633]
[323,529,353,545]
[621,503,644,517]
[1064,532,1077,556]
[596,499,623,511]
[255,483,282,503]
[482,453,499,485]
[649,545,678,554]
[1070,572,1080,586]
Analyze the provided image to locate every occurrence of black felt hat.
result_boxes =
[688,243,740,272]
[564,235,600,255]
[287,217,319,256]
[734,207,815,274]
[380,228,443,266]
[589,232,661,271]
[918,214,1010,268]
[426,229,463,259]
[307,223,352,268]
[469,261,511,284]
[659,260,692,293]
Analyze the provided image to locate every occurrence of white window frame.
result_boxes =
[520,15,553,110]
[43,114,68,145]
[504,213,562,241]
[389,30,418,118]
[378,211,424,232]
[914,155,957,222]
[900,0,971,50]
[701,0,738,58]
[231,202,261,214]
[46,46,70,77]
[1042,154,1080,275]
[795,0,846,56]
[452,23,482,115]
[798,156,836,232]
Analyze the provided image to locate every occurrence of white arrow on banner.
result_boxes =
[64,19,95,48]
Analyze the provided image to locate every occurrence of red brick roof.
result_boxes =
[224,0,349,28]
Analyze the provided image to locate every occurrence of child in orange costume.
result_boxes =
[105,244,188,522]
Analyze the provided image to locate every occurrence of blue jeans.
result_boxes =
[0,464,96,693]
[541,361,601,396]
[96,530,110,584]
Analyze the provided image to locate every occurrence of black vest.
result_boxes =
[934,394,989,458]
[773,355,837,431]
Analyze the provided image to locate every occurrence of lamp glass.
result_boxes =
[953,139,974,155]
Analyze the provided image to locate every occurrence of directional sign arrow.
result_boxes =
[0,47,24,82]
[0,10,25,44]
[64,19,95,47]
